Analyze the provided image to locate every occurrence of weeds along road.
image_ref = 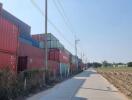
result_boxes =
[27,68,129,100]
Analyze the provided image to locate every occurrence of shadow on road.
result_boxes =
[71,69,96,100]
[72,97,87,100]
[75,70,97,78]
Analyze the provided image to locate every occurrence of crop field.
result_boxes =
[97,67,132,99]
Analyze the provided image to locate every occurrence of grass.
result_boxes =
[96,67,132,100]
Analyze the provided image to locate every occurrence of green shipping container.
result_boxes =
[60,63,70,78]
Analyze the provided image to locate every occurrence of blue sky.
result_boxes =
[1,0,132,63]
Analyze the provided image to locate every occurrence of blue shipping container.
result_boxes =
[19,34,40,48]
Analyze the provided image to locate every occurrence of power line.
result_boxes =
[52,0,75,36]
[53,0,82,56]
[30,0,85,59]
[55,0,85,57]
[57,0,76,35]
[30,0,74,48]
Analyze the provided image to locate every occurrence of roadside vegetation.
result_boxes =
[96,67,132,99]
[0,67,48,100]
[0,67,81,100]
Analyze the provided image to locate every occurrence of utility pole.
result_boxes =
[75,37,80,72]
[45,0,48,82]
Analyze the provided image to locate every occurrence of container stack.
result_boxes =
[0,2,85,81]
[70,55,78,74]
[32,33,71,78]
[0,3,45,72]
[0,12,19,71]
[1,10,31,35]
[32,33,64,49]
[18,35,45,72]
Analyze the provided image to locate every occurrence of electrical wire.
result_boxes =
[57,0,76,36]
[52,0,75,36]
[30,0,85,60]
[30,0,75,48]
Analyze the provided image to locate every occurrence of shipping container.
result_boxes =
[32,33,64,49]
[0,17,19,53]
[32,33,57,41]
[0,4,31,35]
[70,54,77,64]
[48,48,70,64]
[0,52,16,71]
[78,59,84,72]
[39,41,44,48]
[19,33,40,48]
[45,60,60,80]
[18,41,45,72]
[60,63,70,78]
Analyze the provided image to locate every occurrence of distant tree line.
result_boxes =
[87,61,132,68]
[127,62,132,67]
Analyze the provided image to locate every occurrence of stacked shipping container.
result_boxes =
[1,10,31,35]
[70,55,77,74]
[0,15,19,71]
[48,48,70,77]
[0,3,84,79]
[32,33,64,49]
[18,36,45,72]
[32,33,71,78]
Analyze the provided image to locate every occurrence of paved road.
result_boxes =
[27,68,129,100]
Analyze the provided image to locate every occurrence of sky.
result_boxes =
[0,0,132,63]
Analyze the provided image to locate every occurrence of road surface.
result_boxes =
[27,68,129,100]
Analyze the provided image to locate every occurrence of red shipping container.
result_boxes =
[32,34,45,42]
[49,49,70,64]
[70,64,76,73]
[18,41,45,70]
[0,17,19,53]
[0,52,16,71]
[44,60,60,77]
[59,50,70,63]
[49,48,70,64]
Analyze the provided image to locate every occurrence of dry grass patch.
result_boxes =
[96,67,132,99]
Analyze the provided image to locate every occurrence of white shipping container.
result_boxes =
[39,41,44,48]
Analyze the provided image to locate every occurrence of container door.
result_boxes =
[17,56,28,72]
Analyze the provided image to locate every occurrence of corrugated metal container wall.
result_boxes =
[32,33,56,41]
[32,34,45,41]
[0,52,16,71]
[18,41,45,69]
[78,59,84,71]
[32,34,64,49]
[60,63,70,78]
[59,49,70,64]
[70,64,76,74]
[1,9,31,35]
[0,17,19,53]
[19,33,40,48]
[44,60,60,79]
[48,49,70,64]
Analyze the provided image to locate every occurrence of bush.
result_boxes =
[0,67,45,100]
[127,62,132,67]
[0,67,18,100]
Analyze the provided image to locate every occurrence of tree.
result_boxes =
[102,61,112,67]
[92,62,102,68]
[127,62,132,67]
